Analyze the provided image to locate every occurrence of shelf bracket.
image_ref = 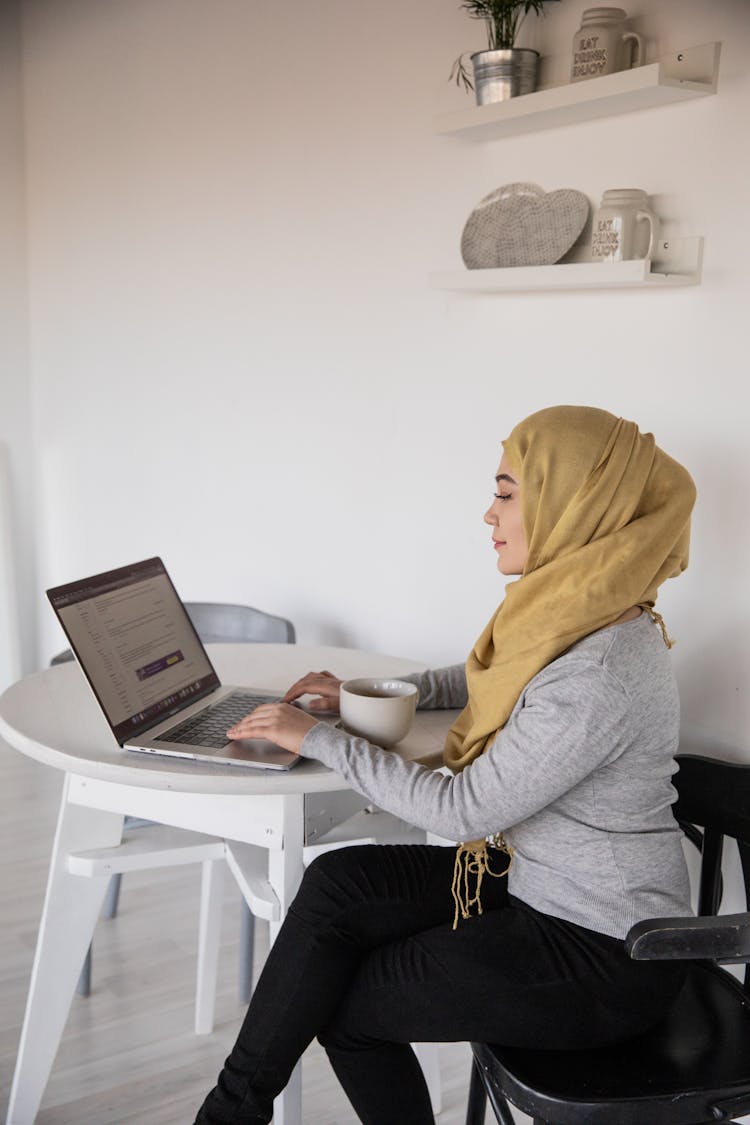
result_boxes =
[659,42,721,90]
[650,236,704,280]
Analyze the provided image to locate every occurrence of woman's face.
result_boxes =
[483,451,528,576]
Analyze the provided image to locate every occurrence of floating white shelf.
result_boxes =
[431,238,703,293]
[435,43,720,141]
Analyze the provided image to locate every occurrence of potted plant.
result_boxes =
[451,0,560,105]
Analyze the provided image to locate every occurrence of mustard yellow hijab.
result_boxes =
[445,405,696,772]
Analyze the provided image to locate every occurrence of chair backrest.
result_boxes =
[50,601,295,664]
[673,753,750,987]
[674,754,750,910]
[184,602,295,645]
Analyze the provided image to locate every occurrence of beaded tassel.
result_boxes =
[647,607,675,648]
[451,833,514,929]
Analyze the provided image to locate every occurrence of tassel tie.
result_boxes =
[451,833,514,929]
[645,607,675,648]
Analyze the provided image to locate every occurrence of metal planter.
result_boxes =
[471,48,539,104]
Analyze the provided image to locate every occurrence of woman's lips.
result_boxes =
[493,539,506,550]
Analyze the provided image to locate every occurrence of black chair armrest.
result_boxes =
[626,911,750,964]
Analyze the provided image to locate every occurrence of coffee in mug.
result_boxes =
[339,679,418,748]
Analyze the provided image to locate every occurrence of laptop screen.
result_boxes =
[47,557,220,744]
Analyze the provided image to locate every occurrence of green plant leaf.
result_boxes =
[457,0,559,50]
[449,52,475,91]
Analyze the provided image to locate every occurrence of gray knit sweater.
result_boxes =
[299,612,692,939]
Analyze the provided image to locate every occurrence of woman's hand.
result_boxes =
[226,670,344,754]
[282,670,343,714]
[227,703,318,756]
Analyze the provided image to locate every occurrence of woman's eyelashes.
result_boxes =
[494,492,513,502]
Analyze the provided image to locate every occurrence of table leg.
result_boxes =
[6,775,123,1125]
[267,793,305,1125]
[223,794,305,1125]
[194,857,226,1035]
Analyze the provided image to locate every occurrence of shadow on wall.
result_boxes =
[0,443,22,691]
[674,435,748,759]
[677,621,747,760]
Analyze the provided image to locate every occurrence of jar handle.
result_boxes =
[636,210,657,260]
[622,31,643,68]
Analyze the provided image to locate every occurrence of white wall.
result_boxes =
[0,0,34,686]
[18,0,750,761]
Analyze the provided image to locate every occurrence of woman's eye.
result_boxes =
[493,492,512,502]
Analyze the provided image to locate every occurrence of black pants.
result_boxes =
[194,844,684,1125]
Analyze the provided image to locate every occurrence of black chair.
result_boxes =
[466,753,750,1125]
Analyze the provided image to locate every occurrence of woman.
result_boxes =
[194,405,696,1125]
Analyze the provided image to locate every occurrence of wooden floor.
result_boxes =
[0,739,533,1124]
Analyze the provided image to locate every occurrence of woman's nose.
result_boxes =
[484,503,498,526]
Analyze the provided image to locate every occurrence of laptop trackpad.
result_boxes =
[221,738,300,769]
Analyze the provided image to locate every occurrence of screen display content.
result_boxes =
[48,558,218,742]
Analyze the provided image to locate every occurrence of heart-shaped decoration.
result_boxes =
[461,182,590,269]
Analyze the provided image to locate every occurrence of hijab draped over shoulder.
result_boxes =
[444,405,696,774]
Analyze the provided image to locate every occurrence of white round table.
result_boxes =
[0,644,456,1125]
[0,643,447,792]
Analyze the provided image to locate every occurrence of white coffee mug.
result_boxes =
[590,189,658,262]
[339,679,418,748]
[570,7,643,82]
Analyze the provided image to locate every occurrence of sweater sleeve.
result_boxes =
[399,664,468,710]
[299,660,631,841]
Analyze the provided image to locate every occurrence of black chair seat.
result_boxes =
[473,961,750,1124]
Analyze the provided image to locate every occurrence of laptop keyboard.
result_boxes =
[159,691,278,748]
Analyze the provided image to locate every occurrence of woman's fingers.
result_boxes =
[226,702,317,754]
[228,702,283,736]
[282,670,342,708]
[283,670,335,697]
[282,674,315,702]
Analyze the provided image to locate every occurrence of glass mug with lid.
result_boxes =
[571,7,643,82]
[591,189,659,263]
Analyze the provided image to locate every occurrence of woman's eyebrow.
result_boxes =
[495,473,518,485]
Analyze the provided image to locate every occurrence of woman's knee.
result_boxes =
[291,845,382,925]
[292,844,450,933]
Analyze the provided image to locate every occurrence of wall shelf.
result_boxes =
[435,43,720,141]
[431,238,703,293]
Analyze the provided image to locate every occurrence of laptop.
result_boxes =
[46,557,300,770]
